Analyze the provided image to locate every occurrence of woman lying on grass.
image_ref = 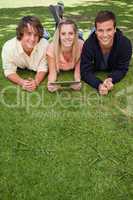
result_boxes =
[47,19,84,92]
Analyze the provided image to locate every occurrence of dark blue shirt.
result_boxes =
[80,29,132,89]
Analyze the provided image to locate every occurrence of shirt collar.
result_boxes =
[16,38,39,56]
[16,38,24,55]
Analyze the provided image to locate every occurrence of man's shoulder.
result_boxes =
[116,29,131,45]
[3,37,17,49]
[115,29,132,56]
[38,38,49,47]
[84,32,97,47]
[78,39,84,49]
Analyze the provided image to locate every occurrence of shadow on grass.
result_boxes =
[0,0,132,83]
[0,0,133,44]
[0,2,133,200]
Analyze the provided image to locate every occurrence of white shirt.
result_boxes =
[1,37,49,77]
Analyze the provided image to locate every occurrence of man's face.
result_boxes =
[96,20,116,49]
[21,23,39,55]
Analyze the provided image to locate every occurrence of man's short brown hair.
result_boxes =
[95,10,116,28]
[16,16,44,40]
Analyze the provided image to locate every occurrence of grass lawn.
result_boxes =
[0,0,133,199]
[0,0,101,8]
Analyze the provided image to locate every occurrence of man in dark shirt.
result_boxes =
[80,10,132,95]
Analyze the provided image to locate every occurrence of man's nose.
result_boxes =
[31,34,36,41]
[103,31,108,37]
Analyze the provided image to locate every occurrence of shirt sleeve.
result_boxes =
[1,42,17,77]
[37,53,48,72]
[108,38,132,83]
[80,39,103,89]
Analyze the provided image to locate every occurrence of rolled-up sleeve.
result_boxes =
[37,54,48,72]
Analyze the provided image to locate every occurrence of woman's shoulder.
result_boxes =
[78,39,84,48]
[47,41,54,49]
[46,42,55,57]
[77,39,84,52]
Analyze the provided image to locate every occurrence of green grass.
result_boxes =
[0,0,133,199]
[0,0,99,8]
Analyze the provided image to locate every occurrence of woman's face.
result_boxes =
[59,24,75,48]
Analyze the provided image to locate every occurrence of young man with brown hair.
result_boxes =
[80,10,132,95]
[2,16,48,92]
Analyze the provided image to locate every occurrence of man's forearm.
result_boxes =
[35,71,47,86]
[7,73,24,86]
[108,69,128,84]
[81,69,103,89]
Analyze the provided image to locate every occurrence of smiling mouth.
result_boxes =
[102,39,109,42]
[65,40,72,42]
[29,42,36,46]
[64,41,72,44]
